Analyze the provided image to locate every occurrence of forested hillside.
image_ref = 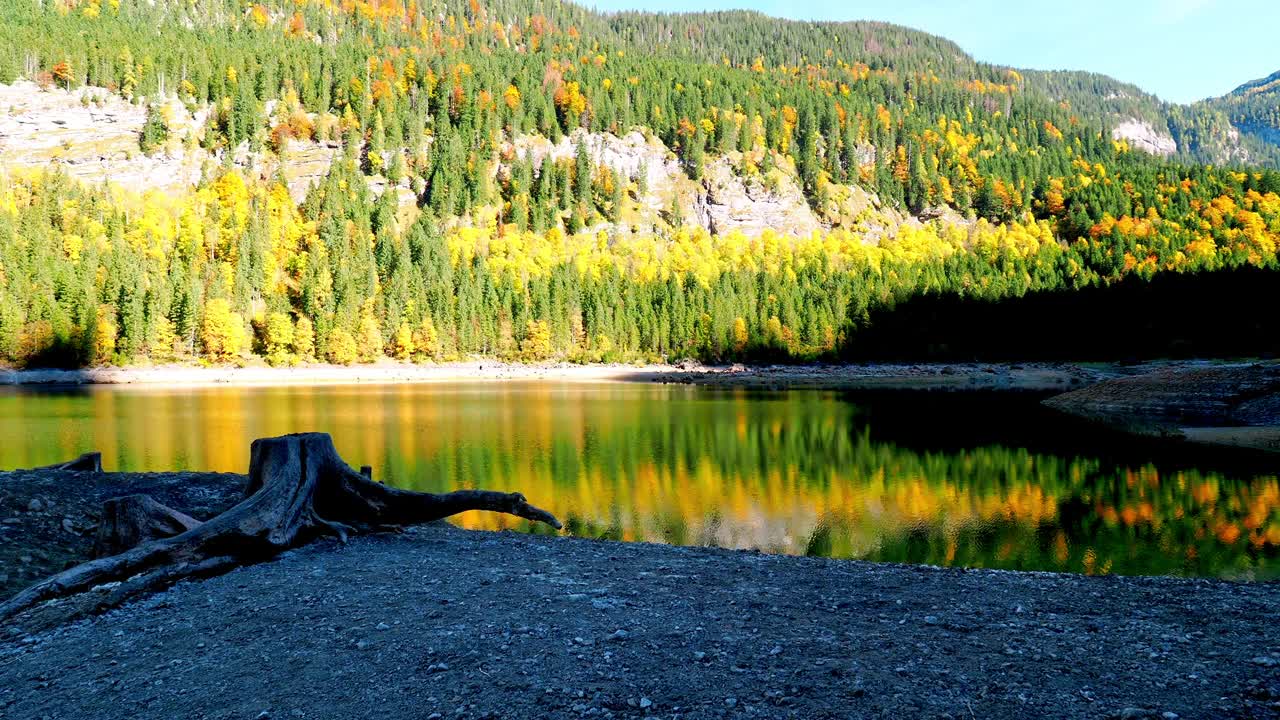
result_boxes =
[0,0,1278,367]
[1205,70,1280,148]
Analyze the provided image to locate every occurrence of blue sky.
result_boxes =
[585,0,1280,104]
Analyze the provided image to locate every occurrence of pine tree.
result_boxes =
[139,103,169,155]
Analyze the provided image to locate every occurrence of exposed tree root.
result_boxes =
[1,433,561,625]
[93,494,202,558]
[31,452,103,472]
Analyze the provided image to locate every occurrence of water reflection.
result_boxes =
[1,383,1276,579]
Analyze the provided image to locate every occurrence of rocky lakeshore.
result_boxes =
[3,362,1280,719]
[0,470,242,599]
[1,524,1278,720]
[0,360,1118,392]
[1045,362,1280,453]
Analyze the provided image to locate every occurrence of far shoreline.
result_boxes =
[0,358,1253,392]
[0,359,1153,393]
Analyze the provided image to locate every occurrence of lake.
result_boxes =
[2,382,1277,580]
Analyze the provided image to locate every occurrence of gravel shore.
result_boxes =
[0,360,1118,392]
[0,470,243,599]
[2,525,1278,720]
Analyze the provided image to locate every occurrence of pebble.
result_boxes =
[27,499,43,512]
[923,615,939,625]
[725,697,737,707]
[355,640,369,650]
[1111,709,1165,720]
[1250,656,1279,667]
[639,697,652,709]
[376,622,390,631]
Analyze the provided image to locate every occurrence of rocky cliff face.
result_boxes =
[2,82,932,241]
[0,81,203,193]
[694,155,820,237]
[0,81,339,201]
[504,129,913,240]
[506,129,694,230]
[1111,118,1177,158]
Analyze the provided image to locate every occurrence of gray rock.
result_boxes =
[27,498,43,512]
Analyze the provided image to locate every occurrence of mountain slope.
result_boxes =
[1204,70,1280,147]
[1,0,1280,369]
[592,5,1280,168]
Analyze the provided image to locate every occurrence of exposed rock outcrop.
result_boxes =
[504,129,916,239]
[0,81,347,202]
[3,82,952,240]
[1111,118,1177,157]
[0,81,203,192]
[505,129,693,229]
[695,155,820,237]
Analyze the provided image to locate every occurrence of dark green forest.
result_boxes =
[1,0,1278,367]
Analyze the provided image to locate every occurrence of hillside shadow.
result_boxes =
[840,266,1280,362]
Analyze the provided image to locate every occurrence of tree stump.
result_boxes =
[94,494,202,558]
[1,433,560,624]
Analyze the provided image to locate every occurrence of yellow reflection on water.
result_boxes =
[1,383,1277,579]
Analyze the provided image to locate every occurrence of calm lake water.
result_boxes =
[2,382,1277,580]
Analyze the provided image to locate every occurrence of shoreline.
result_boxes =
[0,359,1182,392]
[3,525,1278,719]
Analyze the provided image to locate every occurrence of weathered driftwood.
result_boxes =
[31,452,103,472]
[0,432,560,624]
[93,494,202,558]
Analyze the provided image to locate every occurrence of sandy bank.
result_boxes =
[2,525,1277,719]
[0,360,1122,392]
